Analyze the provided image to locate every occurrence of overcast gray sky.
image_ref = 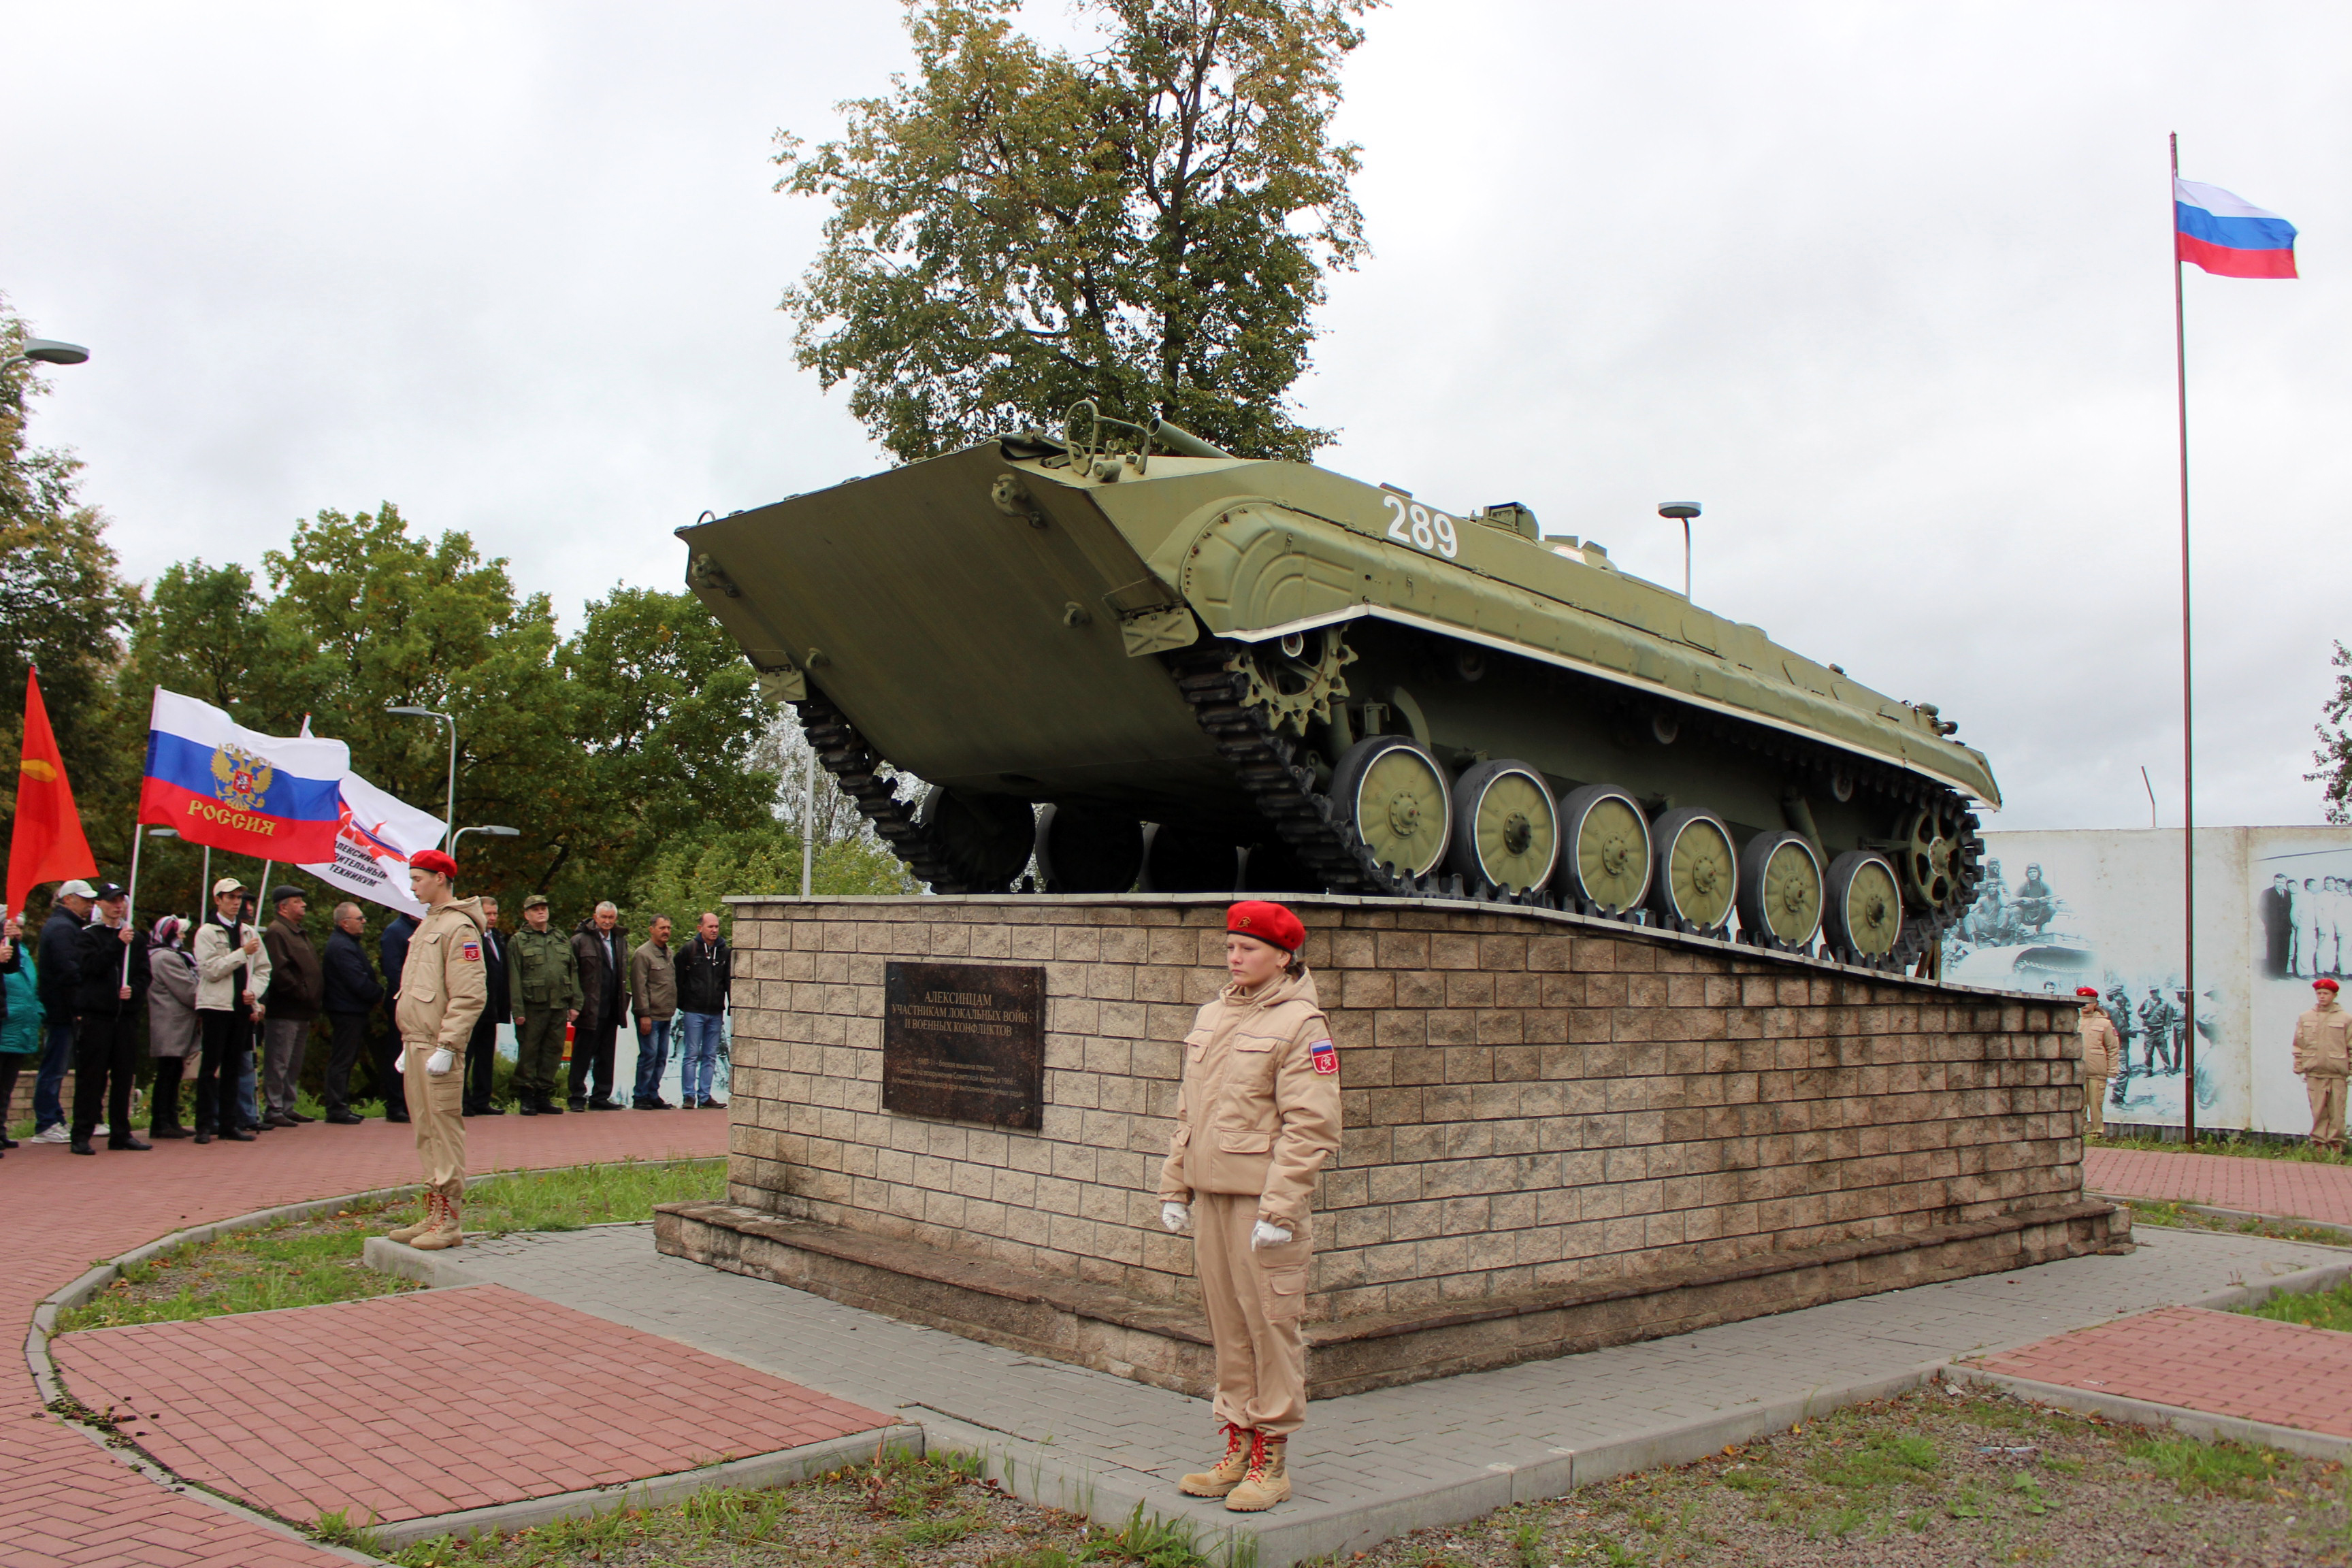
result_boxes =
[3,1,2343,832]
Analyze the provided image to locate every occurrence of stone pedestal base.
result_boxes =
[655,1197,2127,1399]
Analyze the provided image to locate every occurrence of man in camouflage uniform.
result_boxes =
[2104,982,2138,1102]
[509,893,582,1116]
[2138,987,2179,1076]
[385,850,488,1251]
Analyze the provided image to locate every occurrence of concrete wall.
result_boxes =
[721,896,2087,1324]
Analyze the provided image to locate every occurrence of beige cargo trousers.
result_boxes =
[397,897,490,1198]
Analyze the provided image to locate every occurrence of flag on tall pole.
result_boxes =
[2169,137,2298,1147]
[6,667,97,918]
[300,770,444,918]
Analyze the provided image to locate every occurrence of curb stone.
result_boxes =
[1941,1365,2352,1463]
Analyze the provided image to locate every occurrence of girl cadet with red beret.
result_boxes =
[2074,987,2122,1139]
[1158,900,1342,1512]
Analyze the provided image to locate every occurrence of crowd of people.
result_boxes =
[0,875,734,1157]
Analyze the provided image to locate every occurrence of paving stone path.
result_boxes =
[2087,1145,2352,1226]
[3,1111,728,1568]
[1968,1303,2352,1439]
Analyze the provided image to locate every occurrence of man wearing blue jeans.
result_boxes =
[628,915,677,1109]
[674,912,731,1109]
[31,880,96,1142]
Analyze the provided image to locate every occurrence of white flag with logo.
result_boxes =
[297,770,446,918]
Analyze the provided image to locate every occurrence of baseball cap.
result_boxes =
[57,879,98,900]
[212,877,246,896]
[93,882,128,902]
[523,893,550,910]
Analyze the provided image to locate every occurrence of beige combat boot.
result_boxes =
[411,1193,464,1251]
[387,1193,440,1245]
[1179,1424,1254,1498]
[1224,1433,1290,1512]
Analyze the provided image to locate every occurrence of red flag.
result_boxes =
[7,668,97,918]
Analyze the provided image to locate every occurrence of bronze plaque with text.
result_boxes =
[881,961,1046,1129]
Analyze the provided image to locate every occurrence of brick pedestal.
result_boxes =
[659,895,2126,1394]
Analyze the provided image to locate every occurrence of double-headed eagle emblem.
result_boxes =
[211,744,274,812]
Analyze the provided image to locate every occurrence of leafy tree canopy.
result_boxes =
[2313,640,2352,823]
[777,0,1377,462]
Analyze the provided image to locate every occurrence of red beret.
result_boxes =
[2076,987,2100,998]
[2318,978,2341,992]
[1227,900,1305,952]
[409,850,459,879]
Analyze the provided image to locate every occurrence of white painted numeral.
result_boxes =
[1380,494,1459,559]
[1384,494,1410,544]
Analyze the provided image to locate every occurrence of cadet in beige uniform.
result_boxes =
[2076,986,2122,1137]
[1158,901,1341,1513]
[2294,977,2349,1156]
[385,851,489,1251]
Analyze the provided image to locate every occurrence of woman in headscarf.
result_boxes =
[145,915,199,1139]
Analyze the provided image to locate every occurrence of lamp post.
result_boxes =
[4,338,90,372]
[386,705,457,848]
[1658,503,1701,599]
[450,824,519,858]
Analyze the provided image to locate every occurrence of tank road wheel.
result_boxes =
[1448,760,1560,896]
[1556,784,1652,915]
[1331,735,1453,882]
[1647,807,1737,934]
[1823,851,1904,965]
[1893,802,1970,917]
[1737,830,1824,951]
[1034,804,1144,894]
[912,787,1035,893]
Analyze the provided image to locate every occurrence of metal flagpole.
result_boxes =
[121,820,146,986]
[2170,131,2198,1148]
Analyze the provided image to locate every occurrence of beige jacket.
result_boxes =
[1158,966,1343,1228]
[2078,1005,2122,1079]
[630,938,677,1022]
[192,915,273,1013]
[2293,998,2349,1078]
[395,896,489,1053]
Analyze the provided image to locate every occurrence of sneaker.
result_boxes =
[93,1123,110,1138]
[33,1124,69,1145]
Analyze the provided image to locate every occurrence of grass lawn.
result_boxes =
[2247,1279,2352,1335]
[332,1386,2352,1567]
[56,1156,724,1331]
[2098,1129,2351,1166]
[2127,1199,2352,1249]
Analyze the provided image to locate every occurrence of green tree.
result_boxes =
[776,0,1375,461]
[2313,640,2352,823]
[1,300,136,870]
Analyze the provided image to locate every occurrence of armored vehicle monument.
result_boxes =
[679,406,1997,966]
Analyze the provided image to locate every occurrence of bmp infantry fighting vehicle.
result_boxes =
[681,405,1997,966]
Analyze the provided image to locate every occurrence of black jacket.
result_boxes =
[74,919,152,1015]
[39,907,84,1024]
[380,915,416,1011]
[478,928,510,1026]
[323,927,384,1015]
[675,936,732,1014]
[570,919,629,1033]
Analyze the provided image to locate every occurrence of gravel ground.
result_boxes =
[1339,1383,2351,1567]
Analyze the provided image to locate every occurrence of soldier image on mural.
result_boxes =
[1943,828,2352,1137]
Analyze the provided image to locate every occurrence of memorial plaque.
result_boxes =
[882,961,1047,1128]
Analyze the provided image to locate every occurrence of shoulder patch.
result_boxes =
[1309,1038,1339,1076]
[459,940,482,963]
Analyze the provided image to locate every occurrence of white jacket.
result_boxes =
[192,915,273,1013]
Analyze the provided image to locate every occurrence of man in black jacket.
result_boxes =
[463,895,510,1115]
[378,912,416,1124]
[674,912,732,1109]
[568,903,627,1111]
[71,883,152,1154]
[321,902,385,1124]
[31,879,96,1143]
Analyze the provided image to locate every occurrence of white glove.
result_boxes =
[394,1048,407,1073]
[426,1047,455,1077]
[1160,1200,1191,1233]
[1251,1220,1292,1250]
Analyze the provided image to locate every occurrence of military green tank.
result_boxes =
[679,405,1996,966]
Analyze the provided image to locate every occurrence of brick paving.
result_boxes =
[1968,1303,2352,1438]
[1,1110,728,1568]
[50,1283,889,1526]
[2087,1145,2352,1226]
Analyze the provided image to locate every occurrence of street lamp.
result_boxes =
[1658,503,1701,599]
[385,705,457,848]
[4,338,90,370]
[450,824,519,857]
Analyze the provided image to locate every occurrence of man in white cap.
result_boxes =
[191,877,271,1143]
[29,880,99,1143]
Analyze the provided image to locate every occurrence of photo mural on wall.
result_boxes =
[1941,826,2352,1135]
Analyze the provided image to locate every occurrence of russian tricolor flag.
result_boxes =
[2175,178,2298,279]
[137,688,350,862]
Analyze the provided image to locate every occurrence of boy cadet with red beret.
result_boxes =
[385,850,489,1250]
[2294,977,2349,1155]
[2075,987,2121,1139]
[1158,900,1341,1513]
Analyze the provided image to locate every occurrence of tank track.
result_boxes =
[792,691,975,894]
[1167,638,1984,967]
